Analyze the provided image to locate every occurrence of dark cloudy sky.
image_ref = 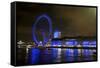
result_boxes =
[16,2,97,41]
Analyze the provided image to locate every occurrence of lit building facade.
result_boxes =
[53,30,61,38]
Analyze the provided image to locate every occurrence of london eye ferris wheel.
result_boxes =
[32,14,52,46]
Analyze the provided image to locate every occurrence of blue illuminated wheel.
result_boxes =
[32,14,52,46]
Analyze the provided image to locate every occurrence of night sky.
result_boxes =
[16,2,97,41]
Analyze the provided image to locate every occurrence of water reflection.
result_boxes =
[28,48,40,64]
[28,47,96,64]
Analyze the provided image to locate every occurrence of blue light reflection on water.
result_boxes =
[28,48,96,64]
[28,48,40,64]
[51,40,62,62]
[40,49,53,63]
[51,48,58,60]
[28,40,96,64]
[65,39,78,56]
[82,41,91,56]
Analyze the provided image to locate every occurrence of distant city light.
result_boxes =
[90,41,96,47]
[82,41,89,47]
[17,40,24,44]
[51,40,62,46]
[65,39,78,46]
[54,30,61,38]
[90,41,96,45]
